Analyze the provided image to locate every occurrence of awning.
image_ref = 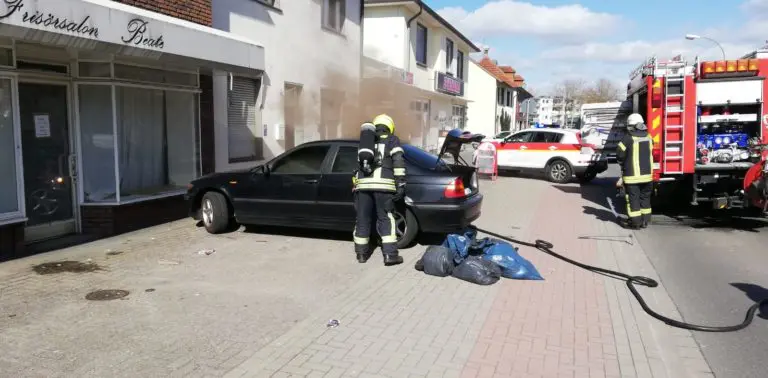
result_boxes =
[0,0,265,75]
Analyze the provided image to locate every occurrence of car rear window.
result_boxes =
[403,144,446,170]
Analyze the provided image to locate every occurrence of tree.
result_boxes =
[581,78,622,103]
[499,110,512,131]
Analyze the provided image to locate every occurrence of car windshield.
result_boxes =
[403,144,449,170]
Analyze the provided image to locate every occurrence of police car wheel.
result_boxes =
[200,191,233,234]
[546,160,572,184]
[394,208,418,249]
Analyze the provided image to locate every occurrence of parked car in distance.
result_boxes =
[185,133,484,249]
[490,128,608,183]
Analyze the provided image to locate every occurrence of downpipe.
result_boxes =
[467,225,768,332]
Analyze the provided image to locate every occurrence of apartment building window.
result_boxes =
[416,23,427,66]
[457,51,464,80]
[323,0,346,32]
[497,87,503,105]
[445,38,454,74]
[228,76,263,163]
[506,91,511,107]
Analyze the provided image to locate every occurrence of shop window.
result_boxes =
[78,62,111,78]
[16,60,68,75]
[78,85,117,203]
[113,87,200,202]
[0,47,13,68]
[0,78,21,217]
[452,105,466,130]
[322,0,346,32]
[113,63,198,87]
[228,75,263,163]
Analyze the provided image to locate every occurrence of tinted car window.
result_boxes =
[271,145,329,174]
[507,131,534,142]
[332,146,358,173]
[532,131,562,143]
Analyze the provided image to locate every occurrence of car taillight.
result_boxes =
[444,177,466,198]
[652,148,661,162]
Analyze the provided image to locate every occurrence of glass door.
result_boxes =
[18,82,76,242]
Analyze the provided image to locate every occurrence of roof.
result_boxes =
[477,55,525,88]
[364,0,480,53]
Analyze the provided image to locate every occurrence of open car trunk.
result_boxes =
[437,129,485,194]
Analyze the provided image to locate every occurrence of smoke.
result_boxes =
[279,56,431,148]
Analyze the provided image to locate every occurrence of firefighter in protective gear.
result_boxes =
[353,114,407,266]
[616,113,654,229]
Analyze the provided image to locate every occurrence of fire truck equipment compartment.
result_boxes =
[695,79,763,105]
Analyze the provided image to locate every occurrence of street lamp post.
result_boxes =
[685,34,726,60]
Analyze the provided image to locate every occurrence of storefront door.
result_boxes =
[18,82,76,242]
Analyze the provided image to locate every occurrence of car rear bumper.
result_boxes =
[573,155,609,176]
[410,193,483,233]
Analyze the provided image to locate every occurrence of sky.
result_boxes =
[430,0,768,96]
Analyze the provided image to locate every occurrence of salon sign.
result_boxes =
[0,0,165,50]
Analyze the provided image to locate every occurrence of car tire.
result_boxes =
[395,208,419,249]
[546,159,572,184]
[200,191,232,234]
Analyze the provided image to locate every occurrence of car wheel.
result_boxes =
[394,208,419,249]
[546,159,572,184]
[200,191,232,234]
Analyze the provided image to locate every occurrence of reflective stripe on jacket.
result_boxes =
[616,131,654,184]
[355,135,406,192]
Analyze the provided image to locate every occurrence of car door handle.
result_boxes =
[519,146,527,150]
[304,179,319,184]
[549,146,557,150]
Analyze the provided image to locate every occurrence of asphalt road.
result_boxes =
[581,165,768,378]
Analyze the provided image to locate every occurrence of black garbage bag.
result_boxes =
[417,245,455,277]
[451,256,502,285]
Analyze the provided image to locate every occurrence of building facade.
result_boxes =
[211,0,363,172]
[465,59,497,138]
[473,50,531,136]
[0,0,264,258]
[361,0,479,153]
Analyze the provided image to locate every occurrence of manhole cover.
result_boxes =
[85,290,129,301]
[33,261,102,275]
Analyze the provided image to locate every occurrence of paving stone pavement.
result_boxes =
[0,173,713,378]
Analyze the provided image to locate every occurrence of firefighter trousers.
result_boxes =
[353,191,398,256]
[625,182,653,227]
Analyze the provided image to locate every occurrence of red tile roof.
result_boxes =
[477,54,526,88]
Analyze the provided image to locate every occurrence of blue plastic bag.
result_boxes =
[481,241,544,280]
[441,228,478,264]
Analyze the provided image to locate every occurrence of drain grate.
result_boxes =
[85,290,129,301]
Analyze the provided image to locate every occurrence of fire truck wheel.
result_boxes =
[545,159,572,184]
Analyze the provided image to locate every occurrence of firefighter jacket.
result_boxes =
[616,129,654,184]
[353,134,406,192]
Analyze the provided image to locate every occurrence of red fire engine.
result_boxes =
[626,51,768,213]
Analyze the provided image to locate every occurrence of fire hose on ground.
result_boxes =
[467,225,768,332]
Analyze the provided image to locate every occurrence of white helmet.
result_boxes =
[627,113,644,126]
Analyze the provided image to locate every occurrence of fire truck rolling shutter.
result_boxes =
[696,79,763,105]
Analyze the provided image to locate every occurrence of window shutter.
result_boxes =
[228,76,263,162]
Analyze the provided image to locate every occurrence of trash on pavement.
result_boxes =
[415,227,544,285]
[327,319,340,328]
[451,256,501,285]
[197,248,216,256]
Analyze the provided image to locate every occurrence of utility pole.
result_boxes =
[561,87,567,128]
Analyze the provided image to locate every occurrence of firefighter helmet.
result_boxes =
[627,113,644,126]
[373,114,395,134]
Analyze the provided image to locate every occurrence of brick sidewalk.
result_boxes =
[226,176,713,378]
[0,175,712,378]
